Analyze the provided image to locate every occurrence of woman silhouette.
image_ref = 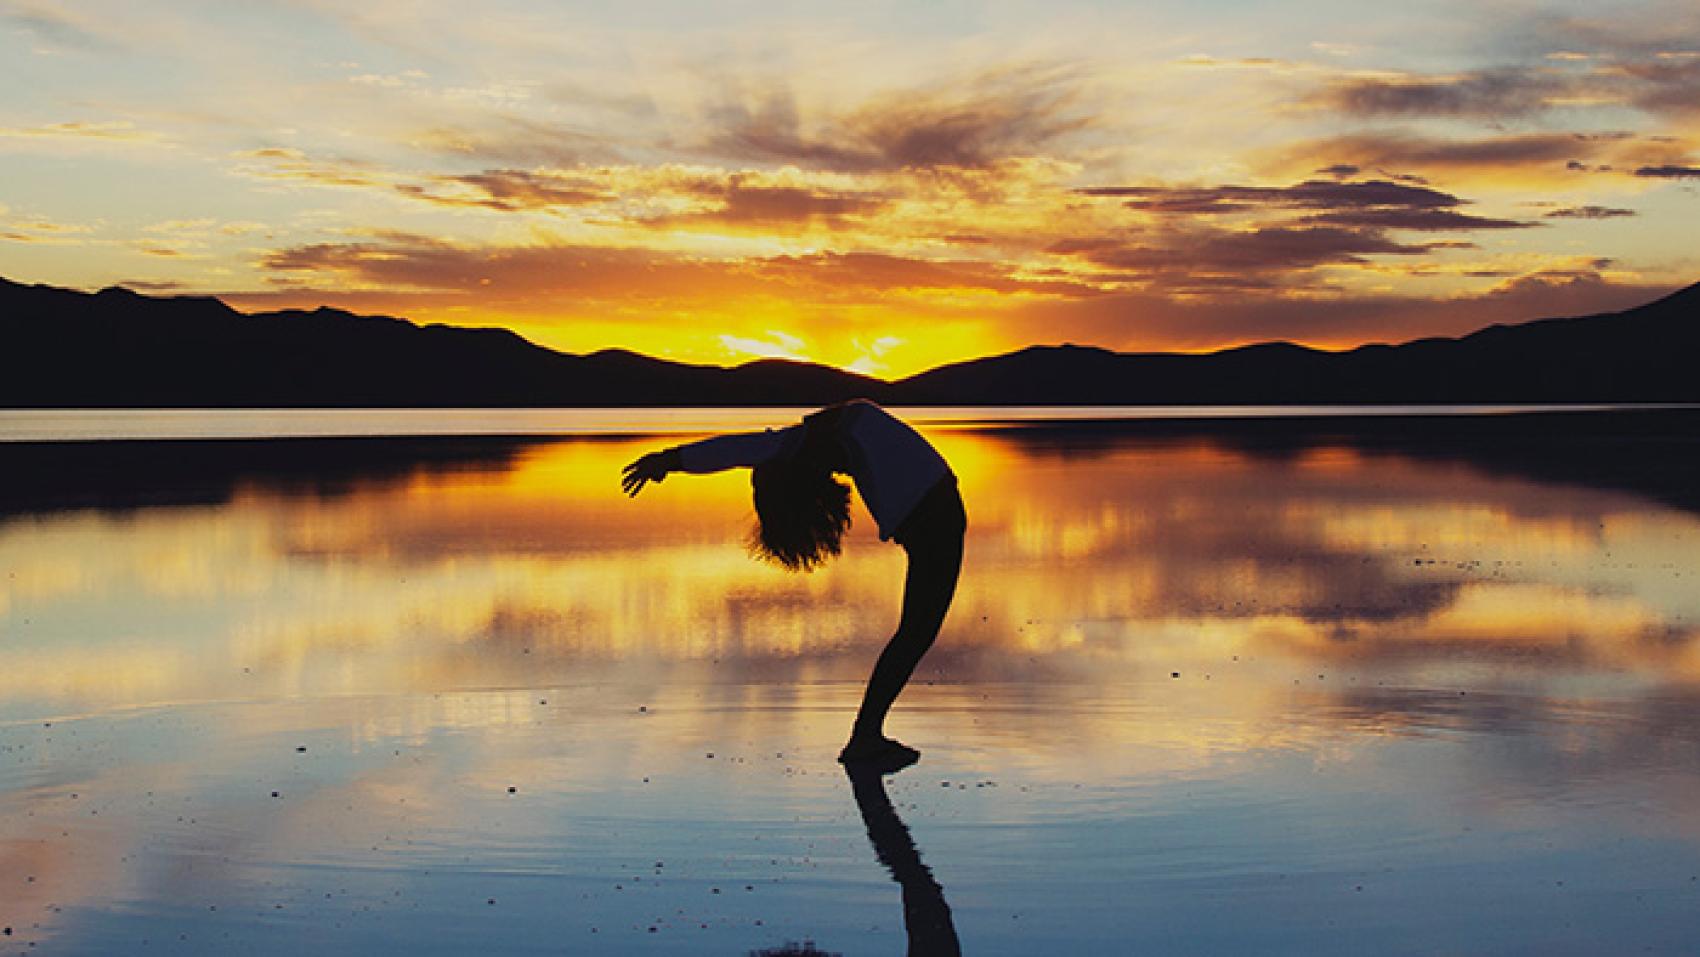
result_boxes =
[621,399,965,768]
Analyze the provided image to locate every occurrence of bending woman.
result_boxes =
[621,399,966,769]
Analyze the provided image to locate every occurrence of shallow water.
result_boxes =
[2,412,1699,954]
[1,404,1682,441]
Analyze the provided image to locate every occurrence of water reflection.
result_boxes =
[1,417,1696,718]
[846,765,960,957]
[2,413,1699,953]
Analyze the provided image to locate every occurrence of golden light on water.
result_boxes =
[3,427,1695,724]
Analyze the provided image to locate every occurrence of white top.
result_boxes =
[673,400,953,541]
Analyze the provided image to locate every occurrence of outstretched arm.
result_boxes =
[621,425,798,497]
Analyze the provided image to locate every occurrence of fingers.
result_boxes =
[620,451,668,498]
[621,456,647,497]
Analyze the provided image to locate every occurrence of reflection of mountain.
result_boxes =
[3,275,1696,406]
[0,437,533,514]
[983,408,1700,517]
[9,410,1691,524]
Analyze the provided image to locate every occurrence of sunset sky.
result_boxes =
[3,0,1697,376]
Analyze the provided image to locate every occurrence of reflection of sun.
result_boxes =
[3,427,1699,726]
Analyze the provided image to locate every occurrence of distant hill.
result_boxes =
[893,282,1700,404]
[0,279,880,408]
[1,275,1696,407]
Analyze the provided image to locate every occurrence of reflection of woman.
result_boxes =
[846,764,962,956]
[622,399,966,768]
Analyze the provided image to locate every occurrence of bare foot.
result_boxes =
[837,735,920,771]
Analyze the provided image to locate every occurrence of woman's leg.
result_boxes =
[844,485,965,755]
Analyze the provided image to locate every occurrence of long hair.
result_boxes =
[749,409,853,572]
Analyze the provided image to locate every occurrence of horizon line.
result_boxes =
[4,273,1695,382]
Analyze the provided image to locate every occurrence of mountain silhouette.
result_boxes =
[2,275,1696,407]
[894,282,1700,404]
[0,279,877,407]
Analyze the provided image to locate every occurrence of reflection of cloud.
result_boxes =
[1320,686,1700,832]
[3,428,1698,719]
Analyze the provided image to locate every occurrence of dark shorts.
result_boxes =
[893,475,967,550]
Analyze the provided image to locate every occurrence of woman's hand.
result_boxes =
[621,449,676,497]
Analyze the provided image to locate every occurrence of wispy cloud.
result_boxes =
[1310,68,1578,118]
[1079,179,1476,215]
[0,120,168,143]
[1542,205,1636,219]
[0,0,115,51]
[703,63,1091,174]
[1634,164,1700,179]
[406,115,615,165]
[1059,177,1536,292]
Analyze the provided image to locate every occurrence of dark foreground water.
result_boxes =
[2,409,1698,955]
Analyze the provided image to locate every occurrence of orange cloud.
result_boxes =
[259,232,1098,302]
